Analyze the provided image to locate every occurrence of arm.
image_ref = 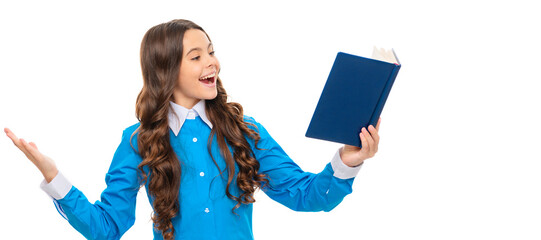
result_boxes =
[247,118,380,212]
[5,127,142,240]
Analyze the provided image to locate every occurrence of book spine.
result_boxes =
[368,64,401,128]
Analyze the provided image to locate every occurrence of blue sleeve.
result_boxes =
[56,127,142,240]
[247,117,355,212]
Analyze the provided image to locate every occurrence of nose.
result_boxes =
[206,54,218,69]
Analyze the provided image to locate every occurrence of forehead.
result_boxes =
[183,29,211,50]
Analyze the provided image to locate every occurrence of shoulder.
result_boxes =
[242,115,283,157]
[119,122,141,151]
[242,115,273,139]
[243,115,257,126]
[243,115,263,132]
[123,122,141,137]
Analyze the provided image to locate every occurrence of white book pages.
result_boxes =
[371,46,398,64]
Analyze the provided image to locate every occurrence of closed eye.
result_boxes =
[191,56,200,61]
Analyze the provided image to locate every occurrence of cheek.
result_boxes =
[178,64,201,86]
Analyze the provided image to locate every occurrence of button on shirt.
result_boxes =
[40,100,363,240]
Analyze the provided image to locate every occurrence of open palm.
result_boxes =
[4,128,58,183]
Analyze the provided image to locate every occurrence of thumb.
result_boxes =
[29,142,39,150]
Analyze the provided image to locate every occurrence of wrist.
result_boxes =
[339,147,364,167]
[331,148,363,179]
[43,169,59,183]
[348,160,364,168]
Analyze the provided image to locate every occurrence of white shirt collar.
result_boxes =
[168,100,213,136]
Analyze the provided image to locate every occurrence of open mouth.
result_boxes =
[199,71,216,86]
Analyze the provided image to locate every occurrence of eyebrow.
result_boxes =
[185,43,213,56]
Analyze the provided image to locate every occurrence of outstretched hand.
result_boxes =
[4,128,58,183]
[340,118,381,167]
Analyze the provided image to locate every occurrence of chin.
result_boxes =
[202,90,218,100]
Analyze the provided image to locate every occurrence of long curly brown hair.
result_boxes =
[133,19,269,240]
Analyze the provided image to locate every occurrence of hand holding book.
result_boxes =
[306,47,400,154]
[340,118,381,167]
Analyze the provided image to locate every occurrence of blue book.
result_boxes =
[306,48,401,147]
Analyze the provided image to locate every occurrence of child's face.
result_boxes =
[174,29,220,108]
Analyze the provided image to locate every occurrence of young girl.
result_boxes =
[5,19,381,240]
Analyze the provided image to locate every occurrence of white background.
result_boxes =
[1,0,540,239]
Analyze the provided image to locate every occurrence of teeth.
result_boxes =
[201,72,215,80]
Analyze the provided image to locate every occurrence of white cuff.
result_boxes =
[330,149,363,179]
[40,172,72,200]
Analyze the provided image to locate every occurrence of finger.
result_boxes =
[4,128,17,139]
[5,129,32,156]
[19,138,38,162]
[29,142,39,150]
[5,129,40,164]
[362,127,375,155]
[376,118,381,132]
[20,138,42,161]
[359,128,370,154]
[4,128,22,147]
[368,125,380,150]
